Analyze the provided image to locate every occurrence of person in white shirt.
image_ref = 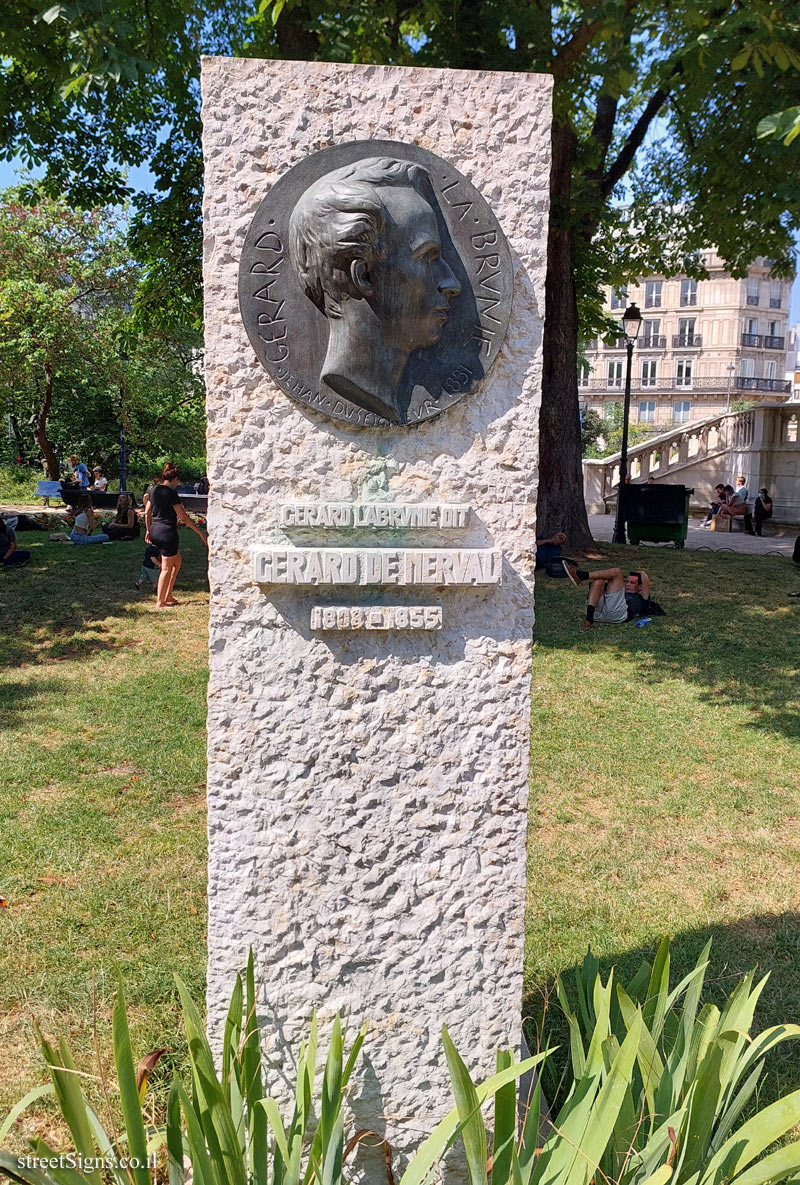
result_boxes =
[69,495,109,545]
[90,467,108,491]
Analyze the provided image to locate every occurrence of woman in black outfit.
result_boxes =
[106,493,140,541]
[145,463,207,608]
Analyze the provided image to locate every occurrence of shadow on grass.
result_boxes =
[0,678,69,729]
[0,533,209,668]
[535,546,800,741]
[524,911,800,1111]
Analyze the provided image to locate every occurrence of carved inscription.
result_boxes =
[310,605,443,631]
[280,503,470,529]
[253,548,502,586]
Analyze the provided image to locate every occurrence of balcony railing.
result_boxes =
[764,335,785,350]
[673,334,702,348]
[640,335,666,349]
[747,294,760,306]
[737,377,790,392]
[581,375,791,395]
[603,338,626,350]
[741,333,762,348]
[770,297,782,308]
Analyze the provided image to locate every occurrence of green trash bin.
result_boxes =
[624,484,694,549]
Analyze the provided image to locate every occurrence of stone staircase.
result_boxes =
[583,403,800,524]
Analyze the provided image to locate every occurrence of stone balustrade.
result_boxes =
[584,403,800,523]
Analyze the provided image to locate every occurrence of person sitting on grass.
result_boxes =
[105,492,140,541]
[0,517,31,567]
[561,561,653,632]
[535,530,567,571]
[69,494,109,545]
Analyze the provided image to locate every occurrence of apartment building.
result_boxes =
[580,253,793,429]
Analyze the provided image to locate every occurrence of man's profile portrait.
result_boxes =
[288,157,462,424]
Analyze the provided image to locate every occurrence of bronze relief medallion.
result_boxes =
[238,140,513,429]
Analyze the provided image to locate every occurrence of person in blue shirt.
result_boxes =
[69,454,91,488]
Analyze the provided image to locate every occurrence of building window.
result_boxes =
[641,318,660,346]
[676,359,693,387]
[607,360,623,387]
[770,281,782,308]
[680,279,697,306]
[768,320,780,336]
[605,401,621,420]
[746,317,759,335]
[578,363,591,387]
[766,360,778,380]
[610,287,628,310]
[677,316,696,345]
[747,278,760,306]
[673,400,691,424]
[638,401,656,423]
[741,357,755,378]
[645,280,662,308]
[641,360,658,387]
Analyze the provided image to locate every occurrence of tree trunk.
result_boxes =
[34,363,60,479]
[537,122,594,549]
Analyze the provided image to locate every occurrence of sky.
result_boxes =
[2,155,799,326]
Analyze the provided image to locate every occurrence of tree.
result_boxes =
[0,190,205,479]
[5,2,799,538]
[580,407,604,457]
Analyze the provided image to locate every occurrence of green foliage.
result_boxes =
[5,943,800,1184]
[538,940,800,1183]
[0,964,540,1185]
[0,188,205,479]
[580,407,604,457]
[758,107,800,147]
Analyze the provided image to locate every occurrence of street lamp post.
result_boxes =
[612,302,643,545]
[726,362,736,413]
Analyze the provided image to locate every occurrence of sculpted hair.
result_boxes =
[289,157,435,317]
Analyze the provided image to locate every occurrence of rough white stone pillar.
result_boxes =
[202,57,551,1157]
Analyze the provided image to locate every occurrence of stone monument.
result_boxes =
[202,56,551,1157]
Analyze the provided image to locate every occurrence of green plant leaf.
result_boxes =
[243,951,268,1185]
[491,1050,515,1185]
[320,1111,344,1185]
[112,979,152,1185]
[696,1088,800,1185]
[0,1150,59,1185]
[166,1078,185,1185]
[174,1080,219,1185]
[729,1140,800,1185]
[0,1085,55,1147]
[399,1053,548,1185]
[175,976,248,1185]
[36,1028,101,1185]
[259,1097,291,1166]
[442,1026,489,1185]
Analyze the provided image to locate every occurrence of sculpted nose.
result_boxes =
[437,258,461,299]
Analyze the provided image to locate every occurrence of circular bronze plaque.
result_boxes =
[238,141,513,429]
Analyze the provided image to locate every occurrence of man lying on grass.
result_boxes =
[562,561,656,632]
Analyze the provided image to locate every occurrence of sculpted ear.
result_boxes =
[351,258,373,297]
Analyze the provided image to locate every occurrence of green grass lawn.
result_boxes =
[0,530,209,1142]
[526,542,800,1102]
[1,529,800,1140]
